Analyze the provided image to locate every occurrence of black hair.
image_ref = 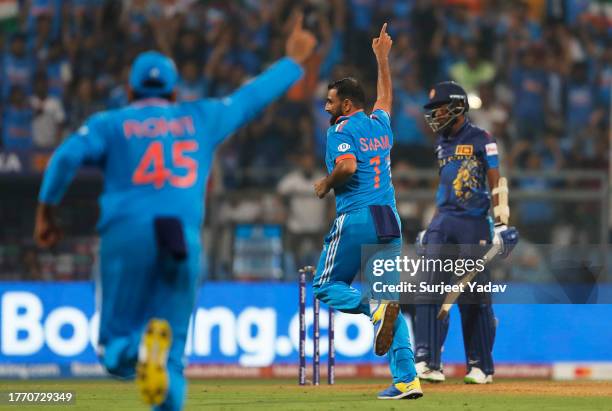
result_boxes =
[328,77,365,108]
[133,91,173,101]
[132,79,172,100]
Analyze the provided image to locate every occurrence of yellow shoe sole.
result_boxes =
[136,318,172,406]
[374,303,400,356]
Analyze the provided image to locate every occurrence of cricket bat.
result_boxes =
[436,178,509,320]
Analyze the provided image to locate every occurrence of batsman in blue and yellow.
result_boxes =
[312,24,422,400]
[33,16,316,411]
[414,81,519,384]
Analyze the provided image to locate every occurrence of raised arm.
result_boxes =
[372,23,393,115]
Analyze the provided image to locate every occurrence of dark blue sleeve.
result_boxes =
[478,131,499,170]
[38,114,107,205]
[195,57,304,147]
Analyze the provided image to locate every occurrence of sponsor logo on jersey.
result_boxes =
[455,145,473,156]
[338,143,351,152]
[485,142,498,156]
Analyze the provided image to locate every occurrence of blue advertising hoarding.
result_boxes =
[0,282,611,378]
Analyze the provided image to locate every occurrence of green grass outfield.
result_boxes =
[0,378,611,411]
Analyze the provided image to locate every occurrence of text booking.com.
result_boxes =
[0,291,377,367]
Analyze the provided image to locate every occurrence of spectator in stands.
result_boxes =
[443,3,478,41]
[565,62,599,136]
[277,152,327,268]
[392,70,431,167]
[390,33,418,81]
[32,13,53,61]
[30,72,65,148]
[173,29,205,67]
[67,77,102,130]
[2,86,33,149]
[2,32,33,100]
[26,0,62,38]
[40,40,71,100]
[449,42,495,93]
[176,60,208,102]
[106,66,129,109]
[510,45,548,141]
[515,152,555,243]
[596,46,611,115]
[435,35,464,83]
[409,0,440,86]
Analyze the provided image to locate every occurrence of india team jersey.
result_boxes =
[39,58,303,232]
[325,109,396,214]
[435,120,499,217]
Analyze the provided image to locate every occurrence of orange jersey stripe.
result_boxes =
[335,153,356,164]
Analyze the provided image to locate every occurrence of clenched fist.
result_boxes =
[314,176,331,199]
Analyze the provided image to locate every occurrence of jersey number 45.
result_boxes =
[132,140,199,189]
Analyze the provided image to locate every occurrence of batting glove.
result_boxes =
[492,224,519,258]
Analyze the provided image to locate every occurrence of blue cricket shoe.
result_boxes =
[377,378,424,400]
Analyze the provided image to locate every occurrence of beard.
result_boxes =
[328,110,342,125]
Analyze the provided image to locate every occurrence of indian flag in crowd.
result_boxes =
[0,0,18,32]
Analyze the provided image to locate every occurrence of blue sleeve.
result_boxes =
[200,57,303,147]
[327,125,357,164]
[370,109,391,130]
[478,132,499,170]
[38,114,107,205]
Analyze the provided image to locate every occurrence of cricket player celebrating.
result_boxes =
[33,16,316,411]
[414,81,518,384]
[313,24,422,400]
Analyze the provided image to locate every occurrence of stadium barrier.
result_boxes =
[1,282,611,380]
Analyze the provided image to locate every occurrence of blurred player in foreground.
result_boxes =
[33,16,316,411]
[313,24,422,400]
[414,81,518,384]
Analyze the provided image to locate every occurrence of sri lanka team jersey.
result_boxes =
[38,58,303,232]
[435,120,499,217]
[325,109,396,214]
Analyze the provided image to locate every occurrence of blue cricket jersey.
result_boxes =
[38,57,303,232]
[325,109,396,214]
[435,120,499,217]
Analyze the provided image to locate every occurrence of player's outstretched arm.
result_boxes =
[35,119,106,248]
[372,23,393,115]
[208,12,316,146]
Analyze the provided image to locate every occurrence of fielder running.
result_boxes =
[414,81,518,384]
[34,17,316,411]
[313,24,422,400]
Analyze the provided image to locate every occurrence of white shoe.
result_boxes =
[464,367,493,384]
[415,361,445,383]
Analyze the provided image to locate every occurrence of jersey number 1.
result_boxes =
[132,141,199,189]
[370,155,381,188]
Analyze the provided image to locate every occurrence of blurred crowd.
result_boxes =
[1,0,610,166]
[1,0,611,280]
